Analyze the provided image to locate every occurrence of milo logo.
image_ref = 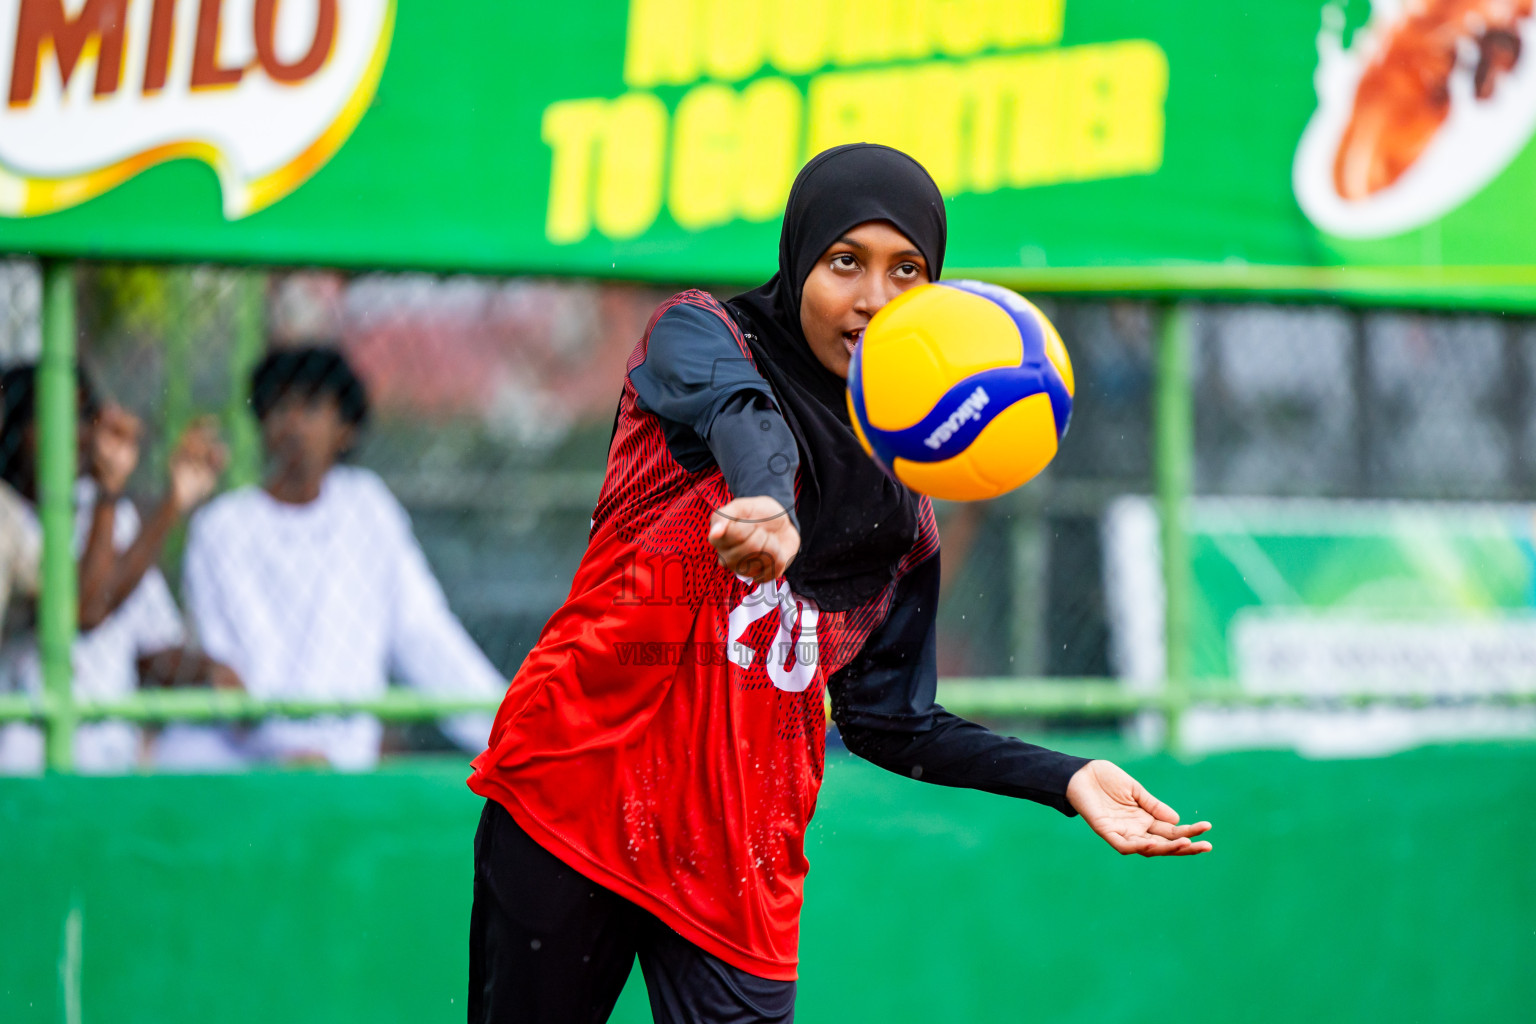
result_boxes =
[0,0,395,219]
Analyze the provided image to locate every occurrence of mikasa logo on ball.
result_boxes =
[923,385,990,450]
[0,0,395,219]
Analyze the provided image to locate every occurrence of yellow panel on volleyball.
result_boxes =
[859,284,1024,431]
[892,394,1059,502]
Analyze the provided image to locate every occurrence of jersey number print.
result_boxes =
[727,580,820,693]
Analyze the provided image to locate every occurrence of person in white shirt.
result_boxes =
[0,364,237,774]
[168,346,504,771]
[0,478,39,631]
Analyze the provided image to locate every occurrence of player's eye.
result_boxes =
[830,253,859,271]
[895,261,922,278]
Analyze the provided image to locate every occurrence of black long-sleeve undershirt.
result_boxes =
[631,303,800,529]
[630,300,1090,816]
[829,553,1089,816]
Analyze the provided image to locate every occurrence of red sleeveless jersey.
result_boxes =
[468,291,938,980]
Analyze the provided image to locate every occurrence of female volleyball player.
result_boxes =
[467,144,1212,1024]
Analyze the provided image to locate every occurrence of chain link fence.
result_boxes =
[2,259,1533,769]
[929,295,1536,750]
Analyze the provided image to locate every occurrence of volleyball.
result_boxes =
[846,280,1074,502]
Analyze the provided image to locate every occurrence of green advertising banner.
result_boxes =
[1107,495,1536,681]
[1104,496,1536,754]
[2,1,1536,305]
[1190,501,1536,683]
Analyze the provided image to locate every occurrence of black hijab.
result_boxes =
[725,144,946,612]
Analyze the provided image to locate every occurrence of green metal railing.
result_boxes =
[15,279,1494,772]
[2,290,1204,770]
[4,678,1532,738]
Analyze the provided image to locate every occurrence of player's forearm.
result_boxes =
[837,712,1090,816]
[705,393,800,530]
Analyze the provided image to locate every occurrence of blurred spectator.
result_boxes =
[0,478,39,631]
[0,363,237,774]
[162,346,504,772]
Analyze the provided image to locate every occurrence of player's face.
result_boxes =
[799,220,930,379]
[260,391,354,480]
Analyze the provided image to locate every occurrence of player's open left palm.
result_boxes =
[1066,760,1213,857]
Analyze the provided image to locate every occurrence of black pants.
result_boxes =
[469,799,795,1024]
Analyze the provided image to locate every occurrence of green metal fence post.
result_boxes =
[1155,303,1194,753]
[39,259,78,772]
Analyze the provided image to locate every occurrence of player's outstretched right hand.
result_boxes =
[1066,759,1213,857]
[708,496,800,585]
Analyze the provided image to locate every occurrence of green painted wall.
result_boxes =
[2,744,1532,1023]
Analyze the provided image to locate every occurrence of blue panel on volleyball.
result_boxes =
[846,280,1072,474]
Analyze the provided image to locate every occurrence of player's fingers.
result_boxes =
[1149,836,1217,857]
[713,527,768,564]
[716,537,783,581]
[735,551,775,582]
[1146,839,1212,857]
[1146,819,1210,840]
[1102,831,1153,856]
[1134,785,1180,825]
[720,525,785,561]
[749,536,792,580]
[1136,837,1193,858]
[713,531,767,565]
[709,514,753,547]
